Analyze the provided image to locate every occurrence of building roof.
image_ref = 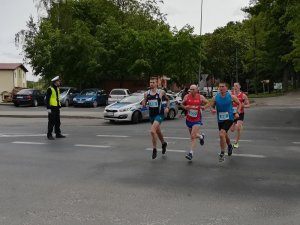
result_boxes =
[0,63,28,72]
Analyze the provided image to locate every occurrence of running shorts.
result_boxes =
[218,120,234,132]
[186,120,202,129]
[150,115,164,124]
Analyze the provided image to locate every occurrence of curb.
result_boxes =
[0,115,103,119]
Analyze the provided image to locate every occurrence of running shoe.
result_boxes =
[185,152,193,161]
[162,142,167,154]
[233,142,239,148]
[228,144,233,156]
[152,148,157,159]
[199,133,205,146]
[219,152,225,162]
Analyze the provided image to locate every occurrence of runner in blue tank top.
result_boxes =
[210,82,241,162]
[142,77,169,159]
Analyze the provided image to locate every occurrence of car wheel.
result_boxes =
[92,101,98,108]
[167,109,176,120]
[131,111,141,124]
[14,103,19,107]
[65,100,69,107]
[33,99,38,107]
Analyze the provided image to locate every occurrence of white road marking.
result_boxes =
[231,139,253,142]
[145,148,185,153]
[74,144,111,148]
[12,141,46,145]
[165,137,190,140]
[292,142,300,145]
[146,148,266,158]
[229,153,266,158]
[96,135,129,138]
[0,134,46,137]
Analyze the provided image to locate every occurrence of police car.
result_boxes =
[103,93,178,123]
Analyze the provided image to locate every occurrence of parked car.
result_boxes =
[103,93,178,123]
[59,87,80,107]
[108,88,131,104]
[73,88,108,107]
[12,88,45,107]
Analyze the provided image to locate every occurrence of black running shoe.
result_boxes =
[228,144,233,156]
[162,142,167,154]
[152,148,157,159]
[219,152,225,162]
[185,152,193,161]
[199,133,205,146]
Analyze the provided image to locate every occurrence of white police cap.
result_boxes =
[51,76,60,82]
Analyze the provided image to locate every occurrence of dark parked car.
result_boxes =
[12,89,45,107]
[73,88,108,107]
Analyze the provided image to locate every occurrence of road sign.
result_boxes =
[274,83,282,90]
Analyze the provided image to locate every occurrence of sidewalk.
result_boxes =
[0,90,299,119]
[252,90,300,106]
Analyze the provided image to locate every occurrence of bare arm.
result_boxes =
[142,92,147,107]
[200,95,210,110]
[243,94,250,108]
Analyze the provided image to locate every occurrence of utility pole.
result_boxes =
[198,0,204,87]
[235,48,238,82]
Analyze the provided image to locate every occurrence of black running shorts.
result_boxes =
[218,120,234,132]
[233,113,245,123]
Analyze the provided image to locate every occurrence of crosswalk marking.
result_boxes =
[0,134,46,137]
[145,148,186,153]
[96,135,129,138]
[74,144,111,148]
[12,141,46,145]
[292,142,300,145]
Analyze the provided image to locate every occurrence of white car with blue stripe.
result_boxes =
[103,93,178,123]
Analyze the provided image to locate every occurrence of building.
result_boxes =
[0,63,28,102]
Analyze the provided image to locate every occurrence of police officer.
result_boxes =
[45,76,66,140]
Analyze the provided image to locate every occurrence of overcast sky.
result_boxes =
[0,0,249,81]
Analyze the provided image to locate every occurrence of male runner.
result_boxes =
[230,82,250,148]
[210,82,241,162]
[143,77,169,159]
[181,84,210,161]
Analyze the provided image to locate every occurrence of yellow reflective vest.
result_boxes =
[49,87,61,107]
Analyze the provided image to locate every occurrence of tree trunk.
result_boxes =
[283,67,289,92]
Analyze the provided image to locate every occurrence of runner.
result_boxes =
[230,82,250,148]
[181,84,210,161]
[143,77,169,159]
[210,82,241,162]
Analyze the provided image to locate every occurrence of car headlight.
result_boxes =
[119,107,134,112]
[73,98,77,101]
[86,97,93,101]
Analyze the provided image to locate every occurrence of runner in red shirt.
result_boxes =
[230,82,250,148]
[181,84,210,161]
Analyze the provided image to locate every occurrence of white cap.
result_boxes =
[51,76,60,82]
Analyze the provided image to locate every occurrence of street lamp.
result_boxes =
[198,0,204,87]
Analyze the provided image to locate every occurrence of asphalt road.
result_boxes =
[0,104,299,225]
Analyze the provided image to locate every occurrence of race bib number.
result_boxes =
[232,107,237,113]
[218,112,229,121]
[188,109,198,118]
[148,100,158,108]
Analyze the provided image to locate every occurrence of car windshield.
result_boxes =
[59,88,69,95]
[80,89,96,96]
[17,89,33,95]
[119,95,142,103]
[110,90,126,95]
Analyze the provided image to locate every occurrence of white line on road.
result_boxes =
[145,148,186,153]
[231,139,253,142]
[292,142,300,144]
[165,137,190,140]
[96,135,129,138]
[146,148,266,158]
[0,134,46,137]
[12,141,46,145]
[74,144,111,148]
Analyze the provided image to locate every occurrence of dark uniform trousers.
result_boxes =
[48,107,61,136]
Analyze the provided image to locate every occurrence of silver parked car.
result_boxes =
[104,93,178,123]
[59,87,80,107]
[108,88,131,105]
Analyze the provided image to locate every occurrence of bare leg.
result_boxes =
[150,122,160,149]
[219,129,227,152]
[190,125,200,151]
